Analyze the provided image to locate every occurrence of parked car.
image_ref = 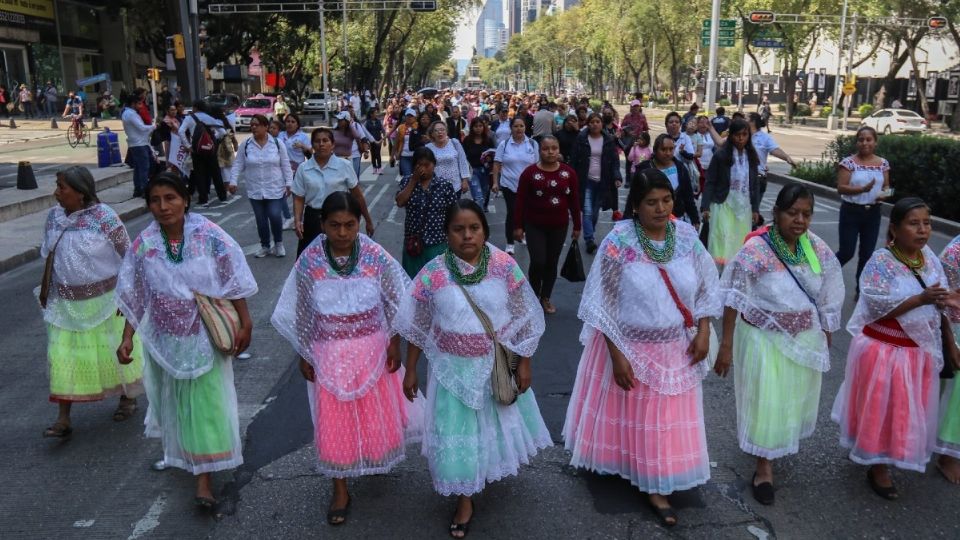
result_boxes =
[301,91,340,114]
[860,108,928,134]
[202,93,241,113]
[234,94,277,131]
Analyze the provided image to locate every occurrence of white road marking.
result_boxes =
[363,184,375,197]
[127,493,167,539]
[242,242,263,255]
[238,216,255,228]
[197,212,222,217]
[216,213,241,226]
[386,204,401,225]
[72,519,95,528]
[366,184,390,213]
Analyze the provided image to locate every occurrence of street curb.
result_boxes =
[0,202,148,275]
[0,167,132,223]
[768,172,960,238]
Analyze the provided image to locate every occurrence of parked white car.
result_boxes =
[860,108,928,134]
[301,91,340,114]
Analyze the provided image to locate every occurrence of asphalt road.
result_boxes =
[1,137,959,538]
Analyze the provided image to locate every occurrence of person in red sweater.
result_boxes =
[513,135,582,314]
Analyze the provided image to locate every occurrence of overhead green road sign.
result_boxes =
[702,38,736,47]
[703,19,737,29]
[702,29,736,38]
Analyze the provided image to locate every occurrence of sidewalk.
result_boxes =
[0,118,125,145]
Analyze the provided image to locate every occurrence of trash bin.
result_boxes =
[97,127,121,167]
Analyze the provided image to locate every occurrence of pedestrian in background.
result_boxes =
[702,119,761,267]
[832,198,958,500]
[272,191,421,527]
[425,121,470,194]
[513,135,581,314]
[332,111,365,177]
[392,109,418,177]
[278,113,311,229]
[39,167,143,439]
[748,112,795,198]
[364,106,385,175]
[716,183,844,506]
[122,92,157,198]
[564,169,720,527]
[626,131,652,179]
[398,200,551,538]
[446,105,466,142]
[936,236,960,484]
[634,134,699,226]
[273,95,289,122]
[492,116,539,255]
[117,172,256,510]
[18,84,35,118]
[461,117,496,210]
[835,126,891,293]
[395,147,459,277]
[293,128,374,256]
[43,81,58,118]
[571,112,621,255]
[178,100,228,206]
[556,114,580,164]
[228,114,292,258]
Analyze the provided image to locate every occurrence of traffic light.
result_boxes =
[749,11,775,24]
[410,1,437,12]
[172,34,186,60]
[146,68,161,81]
[928,17,948,30]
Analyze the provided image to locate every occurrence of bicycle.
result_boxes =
[64,114,90,148]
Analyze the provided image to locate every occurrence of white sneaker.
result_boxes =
[254,246,270,258]
[505,244,515,254]
[283,217,295,230]
[274,243,286,257]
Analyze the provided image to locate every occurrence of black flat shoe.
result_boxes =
[648,501,678,527]
[194,496,217,509]
[751,473,775,505]
[327,495,352,526]
[585,240,597,255]
[867,469,899,500]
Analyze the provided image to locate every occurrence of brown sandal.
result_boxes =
[43,421,73,438]
[113,398,138,422]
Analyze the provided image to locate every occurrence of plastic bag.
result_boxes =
[560,241,586,282]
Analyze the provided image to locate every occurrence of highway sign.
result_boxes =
[702,29,736,38]
[751,38,785,48]
[703,38,736,47]
[702,19,737,29]
[843,83,856,96]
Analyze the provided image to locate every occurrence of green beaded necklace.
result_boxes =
[325,238,360,276]
[160,228,184,264]
[445,245,490,285]
[889,243,924,271]
[633,220,675,263]
[769,226,806,266]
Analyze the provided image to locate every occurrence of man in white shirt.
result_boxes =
[120,93,156,197]
[178,101,228,206]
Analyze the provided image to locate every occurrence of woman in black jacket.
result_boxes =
[633,134,699,226]
[701,118,760,266]
[571,112,622,254]
[556,114,580,164]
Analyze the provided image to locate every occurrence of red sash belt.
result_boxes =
[863,319,918,348]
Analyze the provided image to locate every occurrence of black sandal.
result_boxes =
[113,398,138,422]
[327,495,351,526]
[43,421,72,438]
[867,468,899,500]
[751,472,775,505]
[648,500,678,527]
[195,496,217,509]
[449,500,474,538]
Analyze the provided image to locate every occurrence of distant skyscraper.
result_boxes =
[475,0,508,57]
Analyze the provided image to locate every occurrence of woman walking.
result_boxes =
[277,114,310,229]
[39,167,143,438]
[364,107,385,175]
[701,119,761,267]
[293,128,373,256]
[563,169,720,527]
[116,172,256,508]
[937,237,960,483]
[228,114,292,258]
[715,183,844,505]
[835,126,891,290]
[396,147,460,277]
[513,135,581,314]
[333,111,365,174]
[398,200,550,538]
[272,191,421,526]
[634,134,699,226]
[492,117,539,255]
[556,114,580,164]
[461,118,496,210]
[392,109,418,177]
[571,113,622,255]
[831,198,959,499]
[425,121,471,194]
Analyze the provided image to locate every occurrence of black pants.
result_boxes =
[191,152,226,204]
[298,206,324,257]
[370,141,382,169]
[836,201,882,284]
[526,223,567,299]
[502,187,517,246]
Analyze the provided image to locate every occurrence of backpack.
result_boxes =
[189,113,217,157]
[243,135,281,159]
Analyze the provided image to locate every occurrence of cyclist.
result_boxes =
[62,91,84,140]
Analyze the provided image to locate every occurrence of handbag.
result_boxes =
[38,229,69,309]
[560,241,586,282]
[194,292,241,354]
[455,282,520,406]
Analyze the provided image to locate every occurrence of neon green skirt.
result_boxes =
[708,196,751,266]
[47,296,143,402]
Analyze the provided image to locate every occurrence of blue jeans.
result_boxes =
[399,155,413,177]
[352,156,362,178]
[281,194,292,219]
[128,145,152,194]
[469,166,491,209]
[249,198,284,248]
[582,182,602,242]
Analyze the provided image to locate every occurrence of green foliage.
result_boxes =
[795,103,812,117]
[819,105,832,118]
[791,160,837,187]
[589,99,603,111]
[718,98,732,106]
[858,103,875,118]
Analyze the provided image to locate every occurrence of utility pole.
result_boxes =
[318,6,331,126]
[704,0,721,113]
[343,1,349,91]
[842,15,858,131]
[827,0,848,130]
[177,0,199,102]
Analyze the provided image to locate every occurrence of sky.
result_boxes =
[452,8,478,61]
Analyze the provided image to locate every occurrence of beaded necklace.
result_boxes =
[889,243,925,271]
[633,219,675,263]
[769,226,806,266]
[160,227,184,264]
[324,238,360,276]
[445,245,490,285]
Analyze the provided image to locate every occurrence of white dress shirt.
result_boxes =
[228,135,292,200]
[121,107,155,148]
